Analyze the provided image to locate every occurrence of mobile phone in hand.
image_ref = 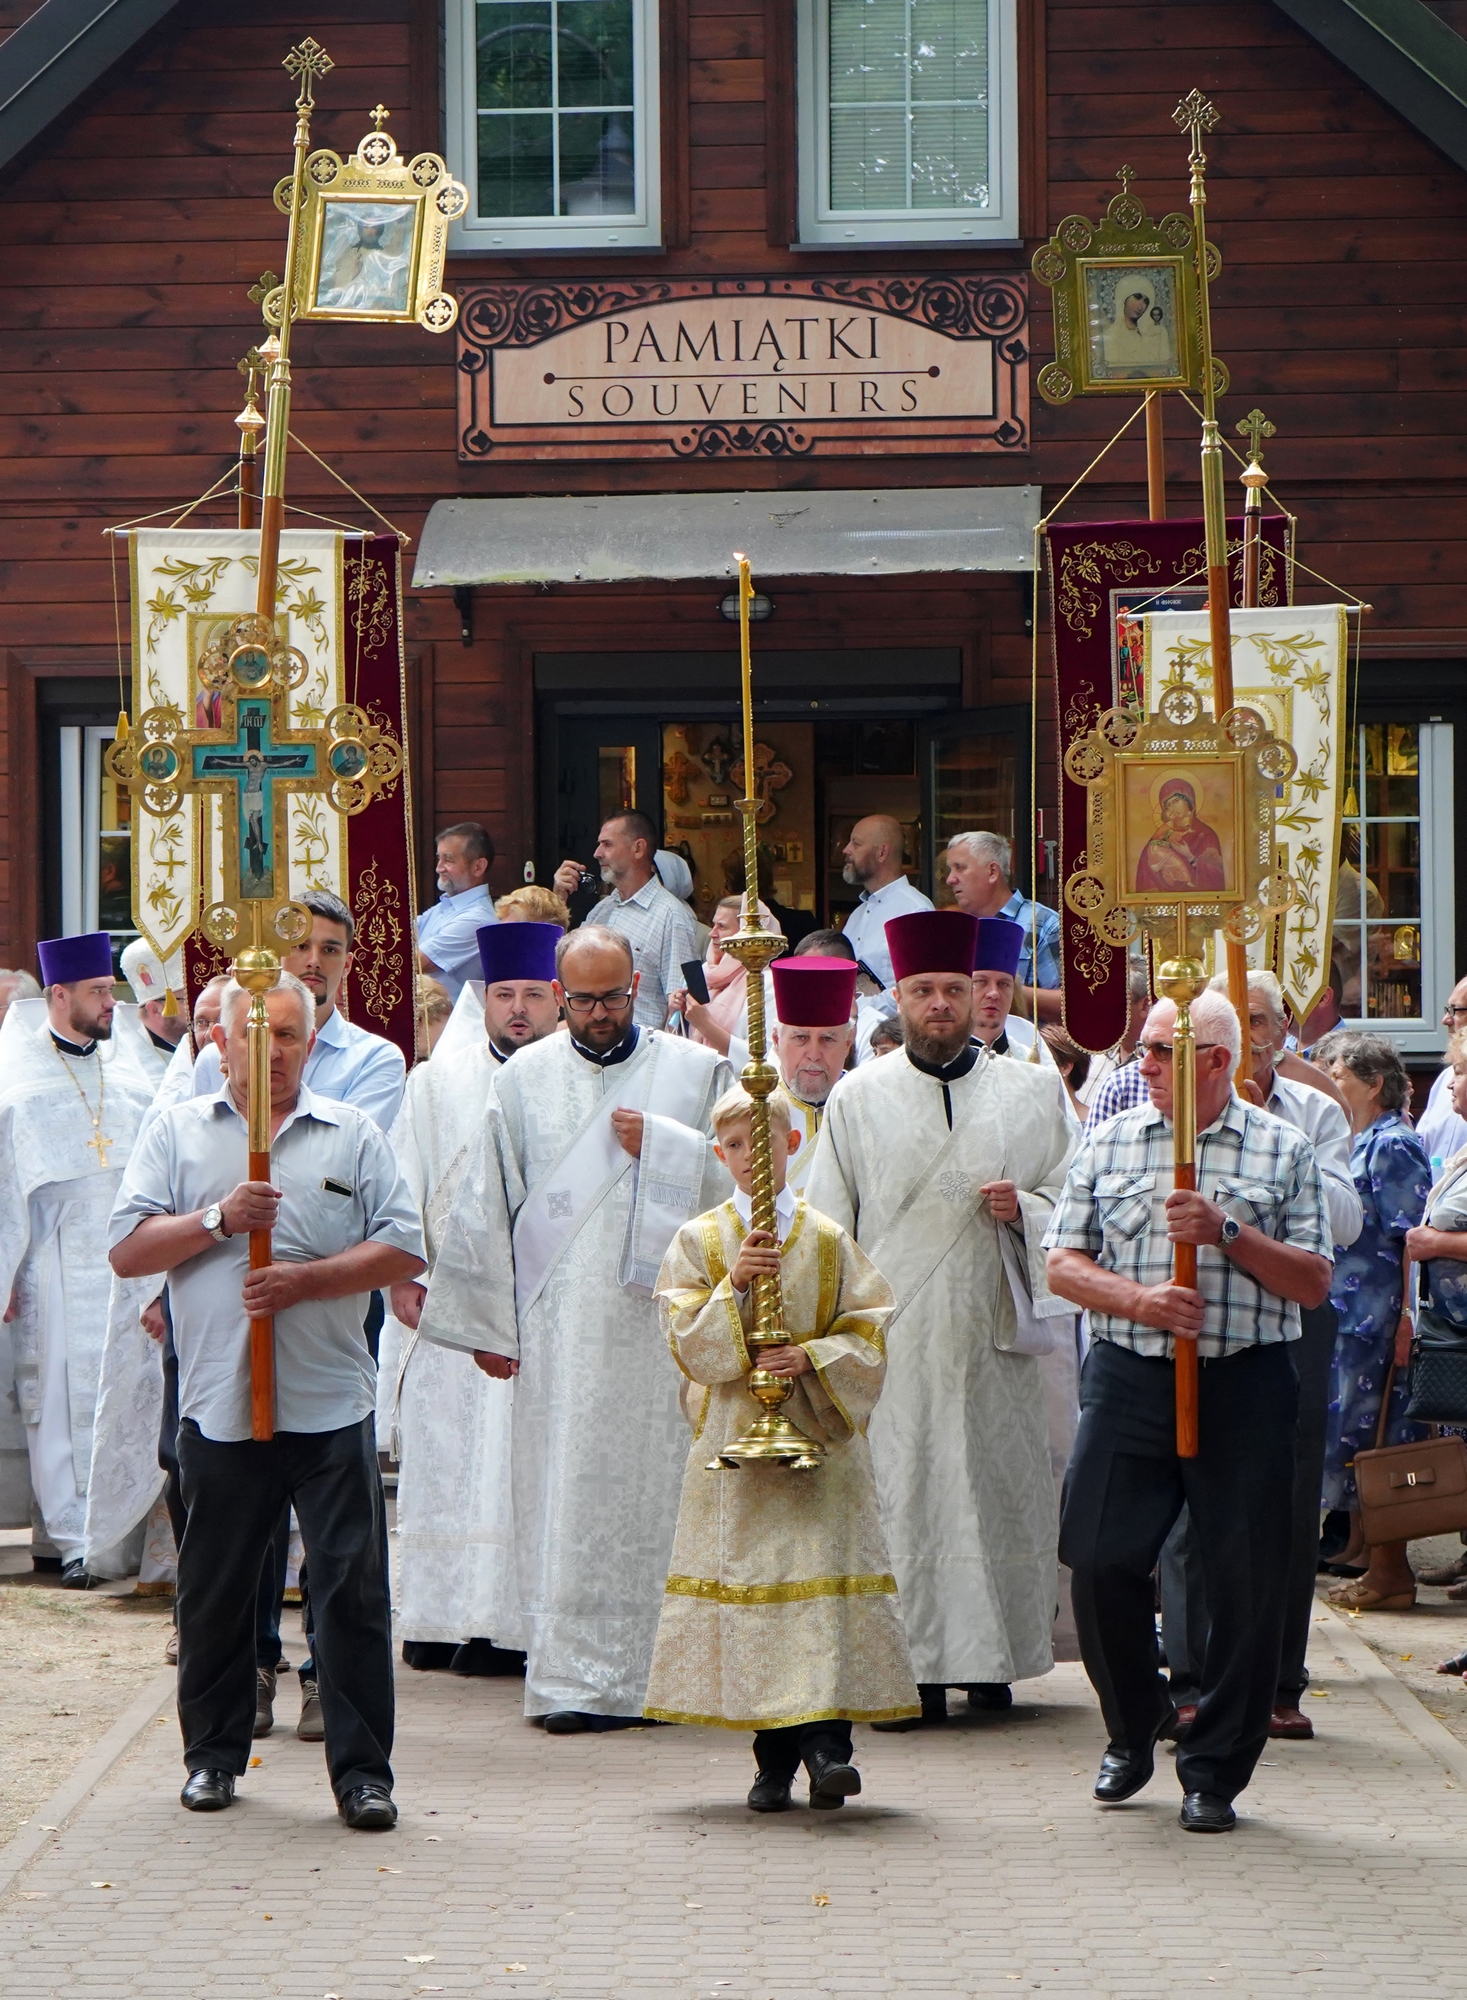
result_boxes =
[681,958,711,1006]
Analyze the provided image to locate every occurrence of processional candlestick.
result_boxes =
[710,557,823,1473]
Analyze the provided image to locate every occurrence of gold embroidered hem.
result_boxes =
[665,1572,897,1605]
[646,1200,919,1728]
[644,1701,922,1730]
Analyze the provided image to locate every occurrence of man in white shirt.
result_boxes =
[108,971,424,1831]
[553,810,697,1030]
[1417,975,1467,1168]
[193,892,405,1136]
[417,822,498,1002]
[837,815,932,996]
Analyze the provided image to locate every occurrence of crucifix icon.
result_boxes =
[194,696,318,900]
[87,1131,113,1170]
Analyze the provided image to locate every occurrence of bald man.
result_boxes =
[839,815,933,995]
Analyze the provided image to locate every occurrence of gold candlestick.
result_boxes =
[712,557,823,1473]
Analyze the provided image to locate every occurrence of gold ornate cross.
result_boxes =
[87,1132,113,1170]
[1116,164,1136,197]
[283,37,333,91]
[1173,88,1220,142]
[1236,406,1276,465]
[248,270,279,309]
[370,104,390,130]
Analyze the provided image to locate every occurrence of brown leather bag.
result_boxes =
[1354,1362,1467,1545]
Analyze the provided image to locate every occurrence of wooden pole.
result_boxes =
[1157,942,1205,1460]
[1145,391,1167,521]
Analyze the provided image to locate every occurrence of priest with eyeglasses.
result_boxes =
[417,924,733,1733]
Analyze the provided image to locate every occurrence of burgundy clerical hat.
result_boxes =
[478,920,558,985]
[771,955,857,1028]
[974,916,1024,980]
[37,931,113,986]
[885,910,978,983]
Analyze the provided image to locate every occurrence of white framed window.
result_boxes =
[1335,719,1454,1058]
[446,0,662,253]
[58,723,135,947]
[796,0,1019,247]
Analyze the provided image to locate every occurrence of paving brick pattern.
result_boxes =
[4,1603,1467,1998]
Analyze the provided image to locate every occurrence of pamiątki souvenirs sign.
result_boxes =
[455,276,1029,461]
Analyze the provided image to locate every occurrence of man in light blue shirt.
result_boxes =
[416,822,497,1001]
[837,815,933,994]
[944,829,1063,1024]
[193,891,405,1135]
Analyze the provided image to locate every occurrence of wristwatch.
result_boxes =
[1218,1213,1242,1249]
[202,1202,231,1243]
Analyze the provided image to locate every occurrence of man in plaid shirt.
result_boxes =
[1044,988,1332,1835]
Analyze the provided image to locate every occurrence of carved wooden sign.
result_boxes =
[455,276,1028,461]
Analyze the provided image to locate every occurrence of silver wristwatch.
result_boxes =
[202,1202,231,1243]
[1218,1213,1242,1248]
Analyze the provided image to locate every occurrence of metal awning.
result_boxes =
[413,486,1042,588]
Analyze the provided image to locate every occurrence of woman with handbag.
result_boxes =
[1314,1032,1433,1611]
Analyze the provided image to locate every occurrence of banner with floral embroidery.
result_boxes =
[1142,606,1348,1025]
[128,528,420,1059]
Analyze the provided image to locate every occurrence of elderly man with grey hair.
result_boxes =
[109,969,425,1830]
[943,831,1064,1025]
[1045,986,1333,1832]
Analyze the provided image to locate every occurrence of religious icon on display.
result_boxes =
[1126,765,1237,898]
[1031,167,1224,406]
[261,105,467,333]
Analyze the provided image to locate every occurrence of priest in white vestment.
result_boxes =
[113,938,189,1088]
[418,925,734,1730]
[805,911,1077,1725]
[768,956,857,1197]
[0,934,153,1583]
[390,921,563,1673]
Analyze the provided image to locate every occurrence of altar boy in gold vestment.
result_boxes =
[644,1062,920,1814]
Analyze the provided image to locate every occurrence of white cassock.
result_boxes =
[391,981,524,1649]
[805,1047,1077,1686]
[0,1004,152,1565]
[782,1087,830,1200]
[419,1027,733,1717]
[107,1003,172,1090]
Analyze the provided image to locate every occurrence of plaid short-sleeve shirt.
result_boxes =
[1042,1094,1332,1359]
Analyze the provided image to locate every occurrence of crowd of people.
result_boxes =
[4,807,1466,1838]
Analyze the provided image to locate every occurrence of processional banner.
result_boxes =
[1141,605,1348,1027]
[128,527,420,1059]
[1045,514,1291,1050]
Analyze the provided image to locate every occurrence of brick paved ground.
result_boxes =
[3,1597,1467,1999]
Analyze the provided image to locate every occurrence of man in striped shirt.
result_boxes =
[1044,988,1331,1835]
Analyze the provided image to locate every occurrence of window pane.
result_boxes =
[557,0,634,106]
[1337,722,1426,1025]
[932,728,1015,892]
[479,112,555,216]
[559,110,636,213]
[826,0,990,213]
[477,3,555,109]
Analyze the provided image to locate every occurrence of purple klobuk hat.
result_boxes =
[478,921,558,985]
[974,916,1024,979]
[37,932,113,986]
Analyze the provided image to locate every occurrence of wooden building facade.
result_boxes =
[0,0,1464,1049]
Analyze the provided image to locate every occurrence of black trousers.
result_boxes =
[1157,1303,1337,1710]
[1060,1339,1298,1803]
[753,1720,853,1782]
[176,1416,393,1799]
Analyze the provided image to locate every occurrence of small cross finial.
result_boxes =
[238,345,264,380]
[247,270,278,307]
[370,103,390,130]
[1237,407,1276,465]
[1117,164,1135,197]
[283,36,333,105]
[1173,88,1220,140]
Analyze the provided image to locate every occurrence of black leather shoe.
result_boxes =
[1093,1704,1178,1805]
[807,1754,861,1810]
[59,1560,96,1591]
[180,1769,235,1812]
[747,1771,793,1813]
[339,1784,397,1830]
[1179,1791,1236,1833]
[401,1640,457,1671]
[965,1682,1013,1712]
[871,1684,947,1732]
[450,1638,528,1678]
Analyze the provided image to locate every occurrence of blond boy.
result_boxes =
[644,1084,918,1811]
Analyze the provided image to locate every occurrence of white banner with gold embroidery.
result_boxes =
[128,528,347,961]
[1142,606,1349,1025]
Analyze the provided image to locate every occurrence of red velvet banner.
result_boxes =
[1045,515,1291,1052]
[185,533,421,1063]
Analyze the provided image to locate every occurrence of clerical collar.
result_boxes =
[51,1029,98,1059]
[905,1039,981,1084]
[148,1029,178,1056]
[570,1025,640,1068]
[488,1038,512,1065]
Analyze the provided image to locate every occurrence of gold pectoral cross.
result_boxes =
[87,1131,113,1169]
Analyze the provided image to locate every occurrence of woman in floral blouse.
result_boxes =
[1314,1031,1432,1611]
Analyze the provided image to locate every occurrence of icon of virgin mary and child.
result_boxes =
[1135,775,1227,893]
